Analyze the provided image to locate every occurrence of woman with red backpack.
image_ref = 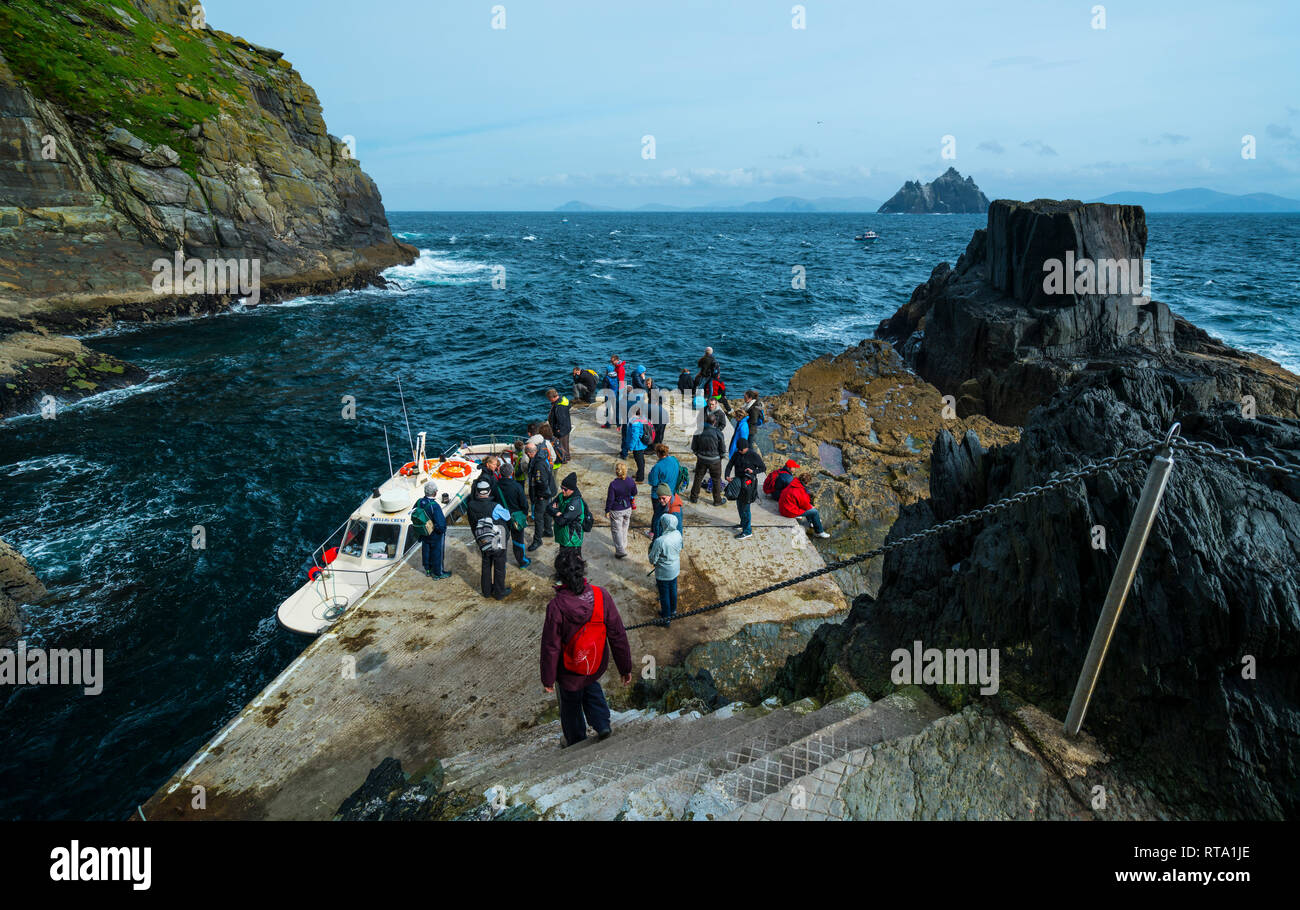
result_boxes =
[540,549,634,747]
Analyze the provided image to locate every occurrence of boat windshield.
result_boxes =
[339,519,367,558]
[366,522,402,560]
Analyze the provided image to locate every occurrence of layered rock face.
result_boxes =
[877,199,1300,425]
[0,0,415,414]
[877,167,989,214]
[777,200,1300,819]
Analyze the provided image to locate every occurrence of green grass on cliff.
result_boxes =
[0,0,244,179]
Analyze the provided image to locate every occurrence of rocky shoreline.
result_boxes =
[0,0,416,418]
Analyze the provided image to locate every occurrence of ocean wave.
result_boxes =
[382,249,496,286]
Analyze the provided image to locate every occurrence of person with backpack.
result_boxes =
[650,483,683,540]
[525,442,556,552]
[572,367,598,403]
[495,463,533,568]
[646,443,680,500]
[647,512,683,625]
[763,458,800,499]
[526,424,558,468]
[620,413,652,483]
[779,473,831,538]
[743,389,765,437]
[466,478,512,600]
[546,388,573,464]
[512,438,529,485]
[725,436,766,540]
[540,549,633,746]
[604,461,637,559]
[411,481,450,579]
[548,472,591,553]
[689,410,726,506]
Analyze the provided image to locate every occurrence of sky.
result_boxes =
[205,0,1300,210]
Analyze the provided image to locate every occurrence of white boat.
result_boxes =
[855,230,879,241]
[275,431,512,635]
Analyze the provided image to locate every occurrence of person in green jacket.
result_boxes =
[547,473,587,553]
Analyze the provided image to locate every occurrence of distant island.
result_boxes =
[1089,188,1300,213]
[877,167,990,214]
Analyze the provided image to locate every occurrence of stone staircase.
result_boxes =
[440,689,948,820]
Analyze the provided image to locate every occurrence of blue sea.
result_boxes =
[1,212,1297,819]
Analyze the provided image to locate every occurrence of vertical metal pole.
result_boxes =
[1065,442,1175,736]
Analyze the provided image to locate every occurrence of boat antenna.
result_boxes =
[397,377,415,460]
[383,425,394,477]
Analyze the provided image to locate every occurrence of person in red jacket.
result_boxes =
[540,548,634,746]
[779,474,830,538]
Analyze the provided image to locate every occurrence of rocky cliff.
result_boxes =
[775,199,1300,819]
[0,0,416,416]
[877,167,989,214]
[0,537,46,646]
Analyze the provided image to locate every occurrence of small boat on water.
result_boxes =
[854,230,879,241]
[276,431,513,635]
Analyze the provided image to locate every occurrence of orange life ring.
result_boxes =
[438,460,473,479]
[399,460,435,476]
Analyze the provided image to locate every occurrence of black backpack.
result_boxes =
[581,500,594,533]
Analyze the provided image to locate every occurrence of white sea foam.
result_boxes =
[382,249,495,286]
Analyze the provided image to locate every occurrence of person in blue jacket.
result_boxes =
[414,481,449,579]
[727,405,751,459]
[631,364,649,392]
[646,443,681,500]
[620,416,652,482]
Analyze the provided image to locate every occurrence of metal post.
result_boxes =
[1065,429,1178,736]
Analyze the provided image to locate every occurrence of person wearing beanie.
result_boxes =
[466,477,512,600]
[548,472,588,552]
[411,480,449,578]
[650,481,683,541]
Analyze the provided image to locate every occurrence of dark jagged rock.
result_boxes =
[1,536,46,646]
[774,365,1300,819]
[876,199,1300,426]
[775,196,1300,819]
[877,167,989,214]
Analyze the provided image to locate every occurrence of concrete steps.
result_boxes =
[563,694,874,820]
[683,690,948,820]
[440,688,951,820]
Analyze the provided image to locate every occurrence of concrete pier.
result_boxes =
[143,393,848,820]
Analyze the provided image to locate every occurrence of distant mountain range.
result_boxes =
[551,186,1300,215]
[1089,188,1300,213]
[555,195,882,213]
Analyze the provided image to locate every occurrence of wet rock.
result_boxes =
[0,537,45,646]
[763,338,1018,596]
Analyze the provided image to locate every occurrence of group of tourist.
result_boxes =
[407,345,830,748]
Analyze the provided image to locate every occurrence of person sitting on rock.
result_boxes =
[779,474,830,538]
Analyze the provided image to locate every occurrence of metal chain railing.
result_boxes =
[624,438,1172,630]
[1169,436,1300,482]
[624,432,1298,631]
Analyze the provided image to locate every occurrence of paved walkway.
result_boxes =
[142,392,847,819]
